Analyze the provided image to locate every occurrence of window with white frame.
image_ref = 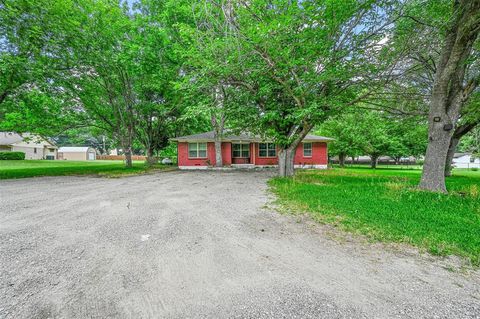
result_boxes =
[259,143,276,157]
[232,143,250,158]
[303,142,312,157]
[188,142,207,158]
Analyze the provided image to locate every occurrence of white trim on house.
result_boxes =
[258,142,277,158]
[232,143,250,158]
[179,165,209,170]
[294,164,328,169]
[303,142,312,157]
[231,163,255,169]
[188,142,207,159]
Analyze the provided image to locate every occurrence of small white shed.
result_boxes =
[58,147,96,161]
[452,153,480,169]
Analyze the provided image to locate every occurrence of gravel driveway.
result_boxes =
[1,170,479,318]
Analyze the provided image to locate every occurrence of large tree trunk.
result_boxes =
[0,90,9,105]
[212,85,226,167]
[444,135,460,177]
[277,125,312,177]
[419,1,480,192]
[214,139,223,167]
[370,155,378,169]
[420,121,454,191]
[146,147,157,166]
[124,147,133,168]
[120,133,134,169]
[339,153,346,168]
[278,148,295,177]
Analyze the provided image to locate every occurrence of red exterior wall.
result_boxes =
[177,141,327,166]
[178,142,216,167]
[294,142,328,165]
[221,142,232,165]
[251,142,327,166]
[252,143,278,166]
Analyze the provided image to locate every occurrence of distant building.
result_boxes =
[452,153,480,169]
[0,132,57,160]
[58,147,97,161]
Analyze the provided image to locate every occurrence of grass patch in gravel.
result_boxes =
[269,167,480,265]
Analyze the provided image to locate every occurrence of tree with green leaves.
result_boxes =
[184,0,402,176]
[355,112,391,168]
[40,0,184,167]
[318,112,364,167]
[0,0,81,134]
[386,116,428,163]
[389,0,480,191]
[418,0,480,192]
[321,108,427,168]
[129,0,184,164]
[457,126,480,156]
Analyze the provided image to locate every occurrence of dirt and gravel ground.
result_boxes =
[1,170,479,319]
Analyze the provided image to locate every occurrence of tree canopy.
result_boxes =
[0,0,479,190]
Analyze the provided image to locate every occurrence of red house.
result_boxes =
[171,131,333,169]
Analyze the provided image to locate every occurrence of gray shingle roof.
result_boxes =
[0,132,24,145]
[58,147,92,153]
[170,131,333,142]
[0,132,57,147]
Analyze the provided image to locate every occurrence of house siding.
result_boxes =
[253,142,278,166]
[221,142,232,165]
[58,148,96,161]
[294,142,328,166]
[12,145,57,160]
[453,155,480,168]
[178,142,216,167]
[11,146,41,160]
[58,152,87,161]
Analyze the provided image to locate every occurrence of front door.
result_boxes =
[232,143,250,164]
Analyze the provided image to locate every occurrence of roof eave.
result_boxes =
[171,138,334,143]
[303,139,334,143]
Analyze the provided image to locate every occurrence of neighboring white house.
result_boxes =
[452,153,480,169]
[0,132,57,160]
[58,147,97,161]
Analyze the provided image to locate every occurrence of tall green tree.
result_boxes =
[184,0,401,176]
[319,112,364,167]
[0,0,81,133]
[392,0,480,192]
[386,116,428,163]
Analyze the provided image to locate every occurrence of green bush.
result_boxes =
[0,152,26,160]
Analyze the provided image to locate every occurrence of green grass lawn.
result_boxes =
[269,167,480,265]
[0,160,175,179]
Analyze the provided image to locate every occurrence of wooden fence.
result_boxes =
[97,155,147,161]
